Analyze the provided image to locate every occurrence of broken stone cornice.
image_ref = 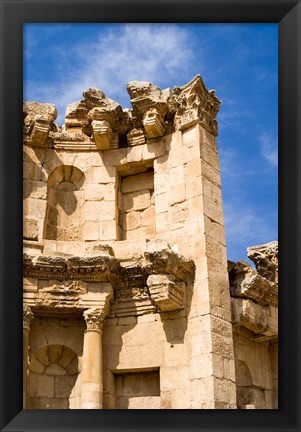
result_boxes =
[24,74,222,148]
[23,248,195,285]
[247,240,278,283]
[140,248,195,282]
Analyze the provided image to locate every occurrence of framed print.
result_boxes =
[0,0,300,431]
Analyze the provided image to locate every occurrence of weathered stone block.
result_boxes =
[122,190,151,212]
[30,115,51,148]
[23,218,39,241]
[143,108,165,138]
[92,120,118,150]
[141,206,155,227]
[126,128,146,146]
[170,165,185,186]
[122,172,154,193]
[231,298,268,335]
[36,375,54,397]
[147,274,185,311]
[169,184,186,205]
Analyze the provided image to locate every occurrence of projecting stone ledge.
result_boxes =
[23,245,195,315]
[247,240,278,283]
[146,274,186,312]
[23,101,58,148]
[23,74,221,149]
[228,241,278,341]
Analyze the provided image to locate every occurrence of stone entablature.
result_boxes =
[23,74,220,150]
[23,75,277,410]
[23,245,195,317]
[228,241,278,342]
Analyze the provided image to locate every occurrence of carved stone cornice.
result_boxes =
[23,253,117,281]
[23,101,58,147]
[140,248,195,282]
[23,304,34,329]
[127,81,169,137]
[247,241,278,283]
[147,274,186,311]
[126,128,146,146]
[83,308,105,331]
[228,260,278,307]
[24,75,221,149]
[228,242,278,341]
[91,119,119,150]
[23,247,195,316]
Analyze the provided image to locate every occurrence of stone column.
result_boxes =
[23,304,34,408]
[80,308,105,409]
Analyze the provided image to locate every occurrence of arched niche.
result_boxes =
[44,165,85,241]
[27,344,80,409]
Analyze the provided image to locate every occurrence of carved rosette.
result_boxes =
[83,308,105,332]
[23,304,34,329]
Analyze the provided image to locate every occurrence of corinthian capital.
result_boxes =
[83,308,105,331]
[23,304,34,329]
[173,74,221,136]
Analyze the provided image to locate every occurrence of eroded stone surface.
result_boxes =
[23,75,277,410]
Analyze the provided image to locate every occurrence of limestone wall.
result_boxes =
[28,317,84,409]
[23,76,277,410]
[233,331,274,408]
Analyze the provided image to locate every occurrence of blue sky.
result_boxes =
[23,23,278,263]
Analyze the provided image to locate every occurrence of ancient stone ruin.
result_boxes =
[23,75,278,409]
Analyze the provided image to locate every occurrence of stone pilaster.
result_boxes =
[23,304,34,408]
[80,308,105,409]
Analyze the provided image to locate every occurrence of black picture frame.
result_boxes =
[0,0,300,431]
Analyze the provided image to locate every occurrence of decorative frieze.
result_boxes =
[23,253,117,281]
[23,246,195,316]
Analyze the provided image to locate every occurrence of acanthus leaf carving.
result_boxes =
[83,308,105,331]
[173,75,221,136]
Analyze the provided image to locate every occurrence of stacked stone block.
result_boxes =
[22,75,277,409]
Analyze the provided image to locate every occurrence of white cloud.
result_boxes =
[259,132,278,167]
[223,200,278,261]
[24,24,196,125]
